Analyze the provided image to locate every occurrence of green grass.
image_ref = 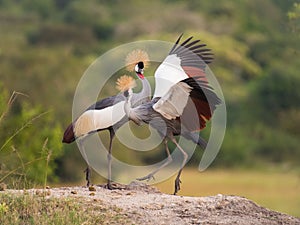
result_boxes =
[0,192,130,225]
[154,168,300,218]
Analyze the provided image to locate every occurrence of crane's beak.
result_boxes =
[137,69,144,79]
[135,62,145,79]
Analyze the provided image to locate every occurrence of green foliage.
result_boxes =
[0,85,63,187]
[22,0,56,19]
[288,2,300,33]
[213,126,253,167]
[0,0,300,185]
[27,23,97,45]
[63,1,109,25]
[63,1,114,40]
[251,124,300,163]
[288,3,300,19]
[253,66,300,115]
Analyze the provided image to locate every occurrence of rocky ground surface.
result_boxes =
[4,182,300,225]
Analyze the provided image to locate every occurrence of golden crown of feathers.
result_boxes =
[125,49,150,72]
[116,75,136,92]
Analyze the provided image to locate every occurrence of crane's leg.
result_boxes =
[137,139,172,182]
[78,138,91,187]
[170,137,188,195]
[84,166,91,187]
[106,130,115,190]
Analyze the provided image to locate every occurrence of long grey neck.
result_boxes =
[131,76,151,107]
[140,76,151,101]
[124,89,141,125]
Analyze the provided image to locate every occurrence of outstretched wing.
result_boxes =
[153,81,192,120]
[153,77,221,131]
[181,77,221,131]
[153,35,213,98]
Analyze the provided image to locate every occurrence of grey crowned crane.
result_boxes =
[120,35,221,195]
[62,50,151,189]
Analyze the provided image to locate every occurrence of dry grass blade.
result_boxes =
[0,91,28,125]
[0,111,50,152]
[42,138,52,190]
[0,156,45,183]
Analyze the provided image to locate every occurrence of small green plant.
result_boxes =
[288,2,300,33]
[0,84,63,189]
[0,202,8,215]
[0,193,130,225]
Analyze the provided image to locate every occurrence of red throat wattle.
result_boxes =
[137,73,144,79]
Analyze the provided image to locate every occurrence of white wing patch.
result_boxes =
[153,82,192,120]
[153,54,189,98]
[74,101,125,137]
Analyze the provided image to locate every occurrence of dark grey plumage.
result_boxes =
[62,62,151,189]
[124,77,221,194]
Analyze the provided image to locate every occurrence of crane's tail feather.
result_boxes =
[196,135,207,149]
[62,123,75,143]
[182,132,207,149]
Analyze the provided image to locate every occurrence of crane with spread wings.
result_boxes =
[119,35,221,194]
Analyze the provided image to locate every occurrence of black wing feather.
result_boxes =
[169,35,214,70]
[86,94,125,111]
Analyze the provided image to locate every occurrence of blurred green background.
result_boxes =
[0,0,299,217]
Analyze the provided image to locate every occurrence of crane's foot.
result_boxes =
[105,180,113,190]
[136,173,155,182]
[84,167,91,187]
[173,177,181,195]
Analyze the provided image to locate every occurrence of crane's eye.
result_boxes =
[135,61,144,73]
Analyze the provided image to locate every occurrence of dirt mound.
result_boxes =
[5,182,300,225]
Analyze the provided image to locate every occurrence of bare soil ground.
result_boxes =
[5,182,300,225]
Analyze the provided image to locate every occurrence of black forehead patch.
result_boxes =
[124,90,129,97]
[138,61,144,69]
